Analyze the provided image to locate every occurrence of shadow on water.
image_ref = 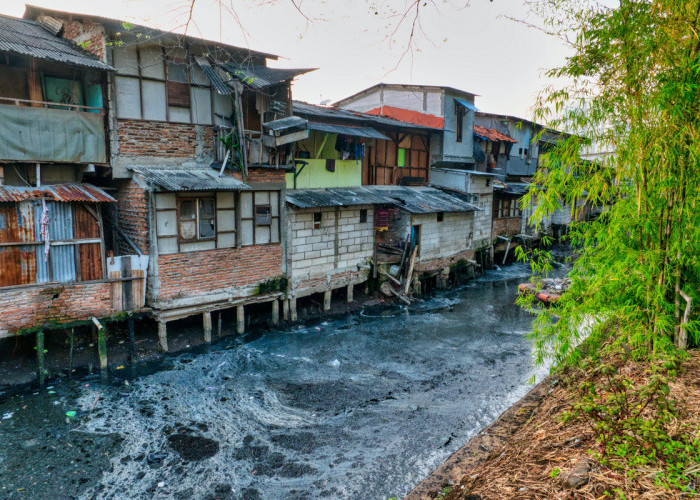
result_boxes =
[0,261,567,500]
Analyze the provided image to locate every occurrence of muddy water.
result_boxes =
[0,264,553,500]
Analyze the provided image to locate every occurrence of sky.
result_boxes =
[0,0,572,120]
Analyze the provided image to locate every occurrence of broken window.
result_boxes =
[239,191,281,245]
[178,197,215,241]
[313,212,322,230]
[255,205,272,225]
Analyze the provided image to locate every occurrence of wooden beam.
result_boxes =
[158,321,169,352]
[271,300,279,326]
[203,312,212,343]
[36,330,45,386]
[236,305,245,334]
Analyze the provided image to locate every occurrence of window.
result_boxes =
[178,197,216,241]
[397,148,406,167]
[437,212,444,222]
[255,205,272,225]
[313,212,322,230]
[359,209,368,224]
[455,103,465,142]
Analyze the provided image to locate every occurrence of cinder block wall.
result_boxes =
[413,212,474,262]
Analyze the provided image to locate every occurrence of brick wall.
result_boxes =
[246,168,287,184]
[0,282,113,337]
[116,120,214,159]
[493,217,521,238]
[156,244,283,301]
[116,178,150,255]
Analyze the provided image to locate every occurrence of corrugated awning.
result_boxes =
[307,122,390,140]
[130,166,250,192]
[0,14,113,71]
[221,63,316,89]
[455,98,479,112]
[0,183,115,203]
[286,187,390,209]
[194,56,232,95]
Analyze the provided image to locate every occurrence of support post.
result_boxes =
[203,312,212,343]
[271,300,279,326]
[347,284,354,303]
[282,299,289,321]
[323,290,332,311]
[68,328,75,378]
[127,317,136,363]
[158,321,169,352]
[290,297,297,322]
[236,305,245,334]
[36,329,45,387]
[217,312,222,338]
[97,323,108,372]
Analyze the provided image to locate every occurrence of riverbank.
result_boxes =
[414,350,700,499]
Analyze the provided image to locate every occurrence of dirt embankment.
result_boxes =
[412,351,700,500]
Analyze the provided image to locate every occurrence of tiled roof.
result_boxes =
[473,125,518,143]
[365,106,445,130]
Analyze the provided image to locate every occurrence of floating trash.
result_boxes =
[2,412,14,420]
[65,410,77,419]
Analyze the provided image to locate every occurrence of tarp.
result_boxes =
[455,98,479,112]
[0,103,106,163]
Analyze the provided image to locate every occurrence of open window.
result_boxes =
[178,197,216,241]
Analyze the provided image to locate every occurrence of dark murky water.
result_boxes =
[0,263,554,500]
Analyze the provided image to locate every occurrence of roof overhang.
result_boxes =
[129,166,250,192]
[0,183,116,203]
[307,122,390,140]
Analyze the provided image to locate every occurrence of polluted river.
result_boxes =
[0,263,556,500]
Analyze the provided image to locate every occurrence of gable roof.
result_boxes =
[0,13,112,71]
[365,106,445,130]
[333,82,478,108]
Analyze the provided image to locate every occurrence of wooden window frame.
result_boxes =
[176,196,217,244]
[239,191,281,246]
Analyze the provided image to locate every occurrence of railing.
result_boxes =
[0,97,103,113]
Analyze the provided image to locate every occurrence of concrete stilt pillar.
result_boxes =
[346,284,354,303]
[236,305,245,334]
[127,318,136,363]
[68,328,75,378]
[97,324,108,372]
[271,300,280,326]
[217,312,222,338]
[36,330,45,387]
[158,321,169,352]
[282,299,289,321]
[323,290,332,311]
[203,312,212,343]
[290,297,297,322]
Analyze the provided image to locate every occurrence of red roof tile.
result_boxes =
[365,105,444,129]
[473,125,518,143]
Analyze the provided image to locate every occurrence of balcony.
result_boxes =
[0,98,107,164]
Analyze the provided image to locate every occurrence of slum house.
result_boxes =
[291,101,436,188]
[0,14,148,379]
[23,6,315,349]
[334,83,479,169]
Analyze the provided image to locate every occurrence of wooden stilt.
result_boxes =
[347,284,354,303]
[282,299,289,321]
[323,290,332,311]
[158,321,169,352]
[97,324,108,372]
[203,312,212,343]
[36,330,45,386]
[271,300,279,326]
[236,305,245,334]
[127,318,136,363]
[290,297,297,322]
[68,328,75,379]
[217,312,222,337]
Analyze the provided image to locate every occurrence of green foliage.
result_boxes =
[523,0,700,368]
[436,485,453,499]
[550,467,561,478]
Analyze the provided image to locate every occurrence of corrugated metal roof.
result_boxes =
[0,183,116,203]
[221,63,315,89]
[0,14,113,71]
[286,186,478,213]
[473,125,518,143]
[194,56,232,95]
[293,101,435,132]
[130,166,250,192]
[307,122,390,140]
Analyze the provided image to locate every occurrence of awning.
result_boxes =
[130,166,250,192]
[307,122,390,140]
[194,56,232,95]
[220,63,316,90]
[455,98,479,112]
[0,183,115,203]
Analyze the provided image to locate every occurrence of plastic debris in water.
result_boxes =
[47,390,56,394]
[2,412,13,419]
[329,359,341,367]
[116,365,125,370]
[65,411,77,418]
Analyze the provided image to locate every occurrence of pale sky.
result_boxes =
[1,0,572,119]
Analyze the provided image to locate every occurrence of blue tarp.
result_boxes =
[455,98,479,112]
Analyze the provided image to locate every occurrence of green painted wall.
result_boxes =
[286,158,362,188]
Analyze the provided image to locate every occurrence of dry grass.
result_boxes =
[444,351,700,500]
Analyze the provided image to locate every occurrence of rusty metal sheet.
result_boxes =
[73,204,102,281]
[0,184,115,203]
